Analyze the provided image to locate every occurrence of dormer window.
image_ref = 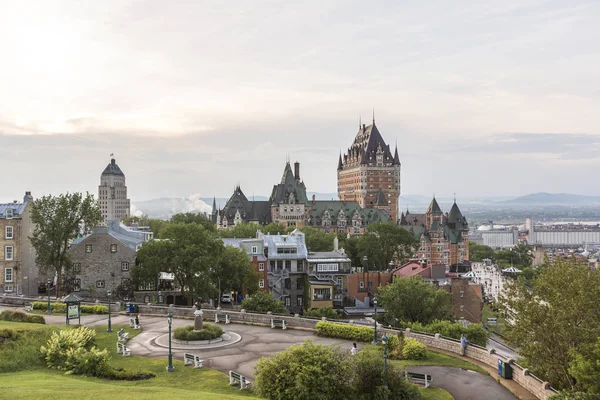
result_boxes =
[6,209,13,219]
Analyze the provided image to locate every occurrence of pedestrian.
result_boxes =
[351,342,358,356]
[134,314,140,329]
[460,335,468,356]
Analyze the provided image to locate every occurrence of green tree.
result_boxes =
[30,193,101,295]
[569,336,600,395]
[303,307,342,319]
[298,226,336,252]
[468,242,495,262]
[262,222,292,235]
[217,223,260,239]
[170,212,216,231]
[499,258,600,390]
[378,276,453,324]
[341,235,363,269]
[215,245,260,298]
[241,291,288,314]
[358,222,418,270]
[136,223,224,303]
[254,341,356,400]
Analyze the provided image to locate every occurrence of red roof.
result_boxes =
[392,260,431,277]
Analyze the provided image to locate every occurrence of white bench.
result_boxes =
[116,342,131,356]
[406,372,433,388]
[229,370,252,390]
[117,329,129,342]
[129,317,140,329]
[215,313,230,324]
[24,305,33,312]
[183,353,204,368]
[271,319,287,330]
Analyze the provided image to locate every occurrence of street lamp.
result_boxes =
[372,299,378,345]
[46,279,52,314]
[166,312,174,372]
[107,290,113,332]
[382,334,389,393]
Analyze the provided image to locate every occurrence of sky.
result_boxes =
[1,0,600,204]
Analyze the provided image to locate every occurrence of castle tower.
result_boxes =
[337,120,401,221]
[98,156,130,224]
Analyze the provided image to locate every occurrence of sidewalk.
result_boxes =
[430,347,538,400]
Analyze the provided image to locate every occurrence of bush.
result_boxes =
[402,338,427,360]
[386,333,402,359]
[303,307,342,319]
[40,326,98,369]
[405,320,489,347]
[0,310,45,324]
[32,302,108,314]
[254,340,355,400]
[354,346,422,400]
[315,321,374,342]
[173,324,224,341]
[241,291,288,314]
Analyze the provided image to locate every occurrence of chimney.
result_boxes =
[362,123,366,132]
[334,236,339,252]
[24,191,33,203]
[294,161,300,182]
[312,194,316,205]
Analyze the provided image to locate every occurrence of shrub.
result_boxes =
[405,320,489,346]
[0,310,45,324]
[254,340,355,400]
[386,334,402,359]
[32,302,107,315]
[315,321,373,342]
[174,324,224,341]
[40,326,97,369]
[353,346,422,400]
[303,307,342,319]
[241,291,288,314]
[402,338,427,360]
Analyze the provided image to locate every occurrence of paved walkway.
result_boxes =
[3,306,519,400]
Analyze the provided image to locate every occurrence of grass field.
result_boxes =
[393,350,489,375]
[482,304,506,334]
[0,321,454,400]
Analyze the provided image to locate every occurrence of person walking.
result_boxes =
[460,335,468,356]
[351,343,358,356]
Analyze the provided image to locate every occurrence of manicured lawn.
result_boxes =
[482,304,505,334]
[420,387,454,400]
[0,320,49,330]
[392,350,489,375]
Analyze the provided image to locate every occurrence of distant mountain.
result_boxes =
[502,193,600,206]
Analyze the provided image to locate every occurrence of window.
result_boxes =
[96,280,105,288]
[121,261,130,271]
[285,260,291,270]
[360,281,364,289]
[285,297,291,307]
[296,277,303,289]
[258,263,264,271]
[110,244,117,253]
[460,290,464,298]
[368,281,372,287]
[4,268,13,283]
[5,226,13,239]
[460,305,465,312]
[259,279,265,288]
[277,260,283,269]
[317,263,339,272]
[336,277,343,289]
[85,244,92,253]
[4,246,13,261]
[6,209,13,219]
[73,279,81,292]
[313,288,331,300]
[285,278,291,290]
[73,263,81,273]
[4,284,13,292]
[251,246,258,254]
[297,295,303,306]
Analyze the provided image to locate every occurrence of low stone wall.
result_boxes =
[0,296,555,399]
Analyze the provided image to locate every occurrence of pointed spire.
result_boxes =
[372,107,375,124]
[212,196,217,214]
[393,144,400,165]
[338,151,343,171]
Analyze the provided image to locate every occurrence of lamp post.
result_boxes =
[372,299,378,345]
[166,312,174,372]
[46,279,52,314]
[382,334,389,395]
[107,290,113,332]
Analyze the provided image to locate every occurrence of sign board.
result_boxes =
[68,305,79,319]
[487,318,498,325]
[107,290,112,296]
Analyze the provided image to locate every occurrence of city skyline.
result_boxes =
[1,1,599,201]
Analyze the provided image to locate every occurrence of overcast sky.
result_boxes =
[1,0,599,204]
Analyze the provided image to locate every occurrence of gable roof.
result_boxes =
[375,188,388,206]
[427,197,442,214]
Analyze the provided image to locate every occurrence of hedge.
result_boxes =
[315,321,373,342]
[0,310,45,324]
[174,323,224,341]
[405,320,489,346]
[32,302,108,315]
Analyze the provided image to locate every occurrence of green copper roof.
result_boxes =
[102,158,124,176]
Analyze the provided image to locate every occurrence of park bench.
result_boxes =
[183,353,204,368]
[129,317,140,329]
[405,372,433,388]
[229,370,252,390]
[116,342,131,357]
[214,313,230,324]
[117,328,129,342]
[270,319,287,330]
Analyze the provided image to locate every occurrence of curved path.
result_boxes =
[3,306,517,400]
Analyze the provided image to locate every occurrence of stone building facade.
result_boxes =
[0,192,36,296]
[338,121,401,221]
[68,220,149,300]
[98,156,130,224]
[399,198,469,266]
[222,237,269,294]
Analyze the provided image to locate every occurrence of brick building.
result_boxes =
[0,192,36,296]
[399,198,469,266]
[447,278,483,323]
[338,120,401,221]
[347,271,393,304]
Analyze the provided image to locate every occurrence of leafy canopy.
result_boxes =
[358,222,418,270]
[241,291,288,314]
